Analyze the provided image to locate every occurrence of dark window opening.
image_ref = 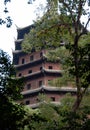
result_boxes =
[22,58,25,64]
[48,80,51,84]
[25,100,30,105]
[36,97,41,102]
[27,83,31,90]
[40,52,43,57]
[39,81,43,87]
[51,97,55,101]
[48,80,50,82]
[18,73,22,77]
[40,67,42,70]
[30,55,34,61]
[28,70,32,74]
[49,66,53,69]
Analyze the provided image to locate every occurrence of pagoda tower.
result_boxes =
[13,25,76,108]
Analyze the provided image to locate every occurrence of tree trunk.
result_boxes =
[72,35,82,112]
[72,92,83,112]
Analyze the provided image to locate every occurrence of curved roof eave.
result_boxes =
[15,39,23,42]
[21,85,77,96]
[27,101,61,108]
[17,24,34,31]
[21,87,42,95]
[14,57,43,68]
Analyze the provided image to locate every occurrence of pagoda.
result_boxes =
[13,25,76,108]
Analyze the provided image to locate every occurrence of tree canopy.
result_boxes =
[0,49,28,130]
[22,0,90,112]
[0,49,24,99]
[22,93,90,130]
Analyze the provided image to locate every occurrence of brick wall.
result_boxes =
[18,50,47,64]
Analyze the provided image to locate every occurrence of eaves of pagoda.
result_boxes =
[14,58,45,70]
[21,86,77,108]
[15,39,23,43]
[26,101,61,109]
[21,69,62,80]
[22,85,77,97]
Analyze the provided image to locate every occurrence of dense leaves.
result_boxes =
[0,49,90,129]
[0,50,27,130]
[0,96,28,130]
[24,94,90,130]
[0,49,24,99]
[22,0,90,112]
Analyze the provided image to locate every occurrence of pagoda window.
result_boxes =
[40,66,42,70]
[27,83,31,90]
[28,70,32,74]
[49,66,53,69]
[25,100,30,105]
[18,73,22,77]
[36,97,39,102]
[48,80,51,85]
[40,52,43,57]
[22,58,25,64]
[30,55,34,61]
[51,97,55,101]
[39,80,43,87]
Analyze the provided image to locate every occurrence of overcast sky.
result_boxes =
[0,0,46,59]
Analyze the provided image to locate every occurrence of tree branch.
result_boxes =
[59,0,76,24]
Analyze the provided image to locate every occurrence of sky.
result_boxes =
[0,0,46,59]
[0,0,90,60]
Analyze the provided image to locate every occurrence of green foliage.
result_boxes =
[0,49,28,130]
[0,49,24,99]
[26,103,60,130]
[22,0,90,51]
[80,92,90,113]
[49,69,75,87]
[23,94,90,130]
[37,93,51,102]
[0,96,28,130]
[22,0,90,113]
[22,0,90,115]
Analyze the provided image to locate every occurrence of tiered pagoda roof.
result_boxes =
[13,24,77,108]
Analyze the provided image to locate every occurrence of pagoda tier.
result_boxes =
[21,86,77,108]
[13,24,74,108]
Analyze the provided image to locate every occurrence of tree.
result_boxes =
[0,49,24,99]
[0,0,12,27]
[0,0,35,27]
[22,0,90,112]
[23,94,90,130]
[0,97,29,130]
[0,49,29,130]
